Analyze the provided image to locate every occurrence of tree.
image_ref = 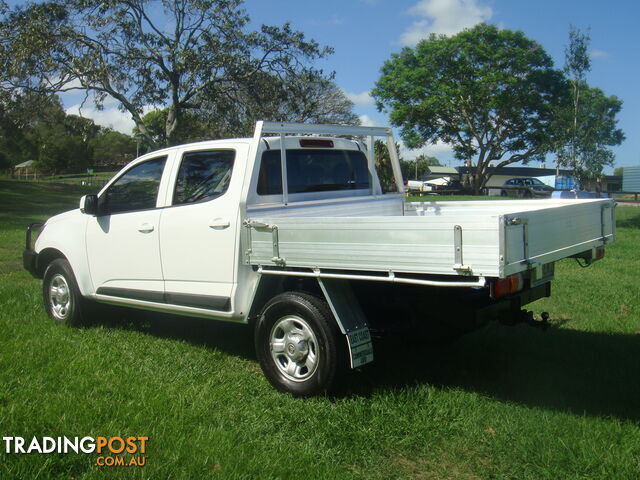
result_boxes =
[564,26,591,168]
[372,24,566,194]
[553,26,624,183]
[374,140,403,192]
[403,154,441,180]
[0,92,69,167]
[0,92,98,173]
[0,91,60,164]
[91,129,137,167]
[134,74,360,146]
[244,73,360,126]
[183,72,360,139]
[134,109,211,148]
[1,0,331,147]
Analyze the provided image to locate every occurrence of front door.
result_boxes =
[86,156,168,301]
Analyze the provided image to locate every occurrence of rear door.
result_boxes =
[158,145,244,312]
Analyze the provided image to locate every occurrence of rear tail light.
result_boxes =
[491,273,524,299]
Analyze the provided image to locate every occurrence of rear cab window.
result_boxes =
[257,149,370,197]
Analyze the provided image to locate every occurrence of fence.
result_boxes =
[1,172,114,191]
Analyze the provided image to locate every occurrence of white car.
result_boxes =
[24,122,615,396]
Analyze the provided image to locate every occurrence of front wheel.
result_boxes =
[255,292,346,397]
[43,258,86,326]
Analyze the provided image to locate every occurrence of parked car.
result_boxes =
[431,179,464,195]
[406,178,433,193]
[501,177,554,198]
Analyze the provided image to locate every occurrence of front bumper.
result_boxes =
[23,222,43,278]
[23,249,38,277]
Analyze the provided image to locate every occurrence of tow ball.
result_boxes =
[522,310,550,330]
[500,310,550,330]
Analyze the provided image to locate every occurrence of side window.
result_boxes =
[103,156,166,214]
[257,149,370,195]
[173,150,235,205]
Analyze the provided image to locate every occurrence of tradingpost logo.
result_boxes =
[3,436,148,467]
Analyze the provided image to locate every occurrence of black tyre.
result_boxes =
[255,292,346,397]
[500,190,508,197]
[43,258,86,326]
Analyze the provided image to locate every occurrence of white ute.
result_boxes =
[23,122,615,396]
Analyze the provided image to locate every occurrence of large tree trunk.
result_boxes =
[165,104,180,147]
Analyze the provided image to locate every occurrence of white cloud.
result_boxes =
[65,102,156,134]
[345,90,375,108]
[590,49,610,59]
[330,14,344,25]
[400,139,454,160]
[400,0,493,46]
[312,14,344,27]
[358,115,378,127]
[60,78,84,90]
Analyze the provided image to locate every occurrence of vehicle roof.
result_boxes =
[137,135,362,160]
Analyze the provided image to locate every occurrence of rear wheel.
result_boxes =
[255,292,346,397]
[43,259,86,326]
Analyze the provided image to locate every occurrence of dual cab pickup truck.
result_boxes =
[24,122,615,396]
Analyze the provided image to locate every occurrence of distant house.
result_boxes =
[424,166,459,179]
[13,160,37,179]
[583,175,622,193]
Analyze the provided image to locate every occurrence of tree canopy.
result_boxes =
[133,74,358,148]
[0,91,137,173]
[372,23,566,193]
[0,0,342,148]
[553,26,624,183]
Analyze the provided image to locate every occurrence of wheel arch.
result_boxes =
[36,246,94,296]
[247,275,322,322]
[36,248,67,278]
[248,274,374,370]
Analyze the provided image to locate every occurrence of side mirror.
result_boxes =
[80,194,98,216]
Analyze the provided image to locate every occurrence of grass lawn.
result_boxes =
[0,180,639,479]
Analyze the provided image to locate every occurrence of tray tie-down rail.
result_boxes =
[244,219,286,266]
[453,224,473,274]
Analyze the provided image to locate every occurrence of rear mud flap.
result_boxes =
[318,278,374,369]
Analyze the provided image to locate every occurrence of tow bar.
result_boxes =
[500,309,550,330]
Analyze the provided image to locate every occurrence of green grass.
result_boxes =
[0,180,639,479]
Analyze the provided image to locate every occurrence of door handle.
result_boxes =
[138,223,155,233]
[209,218,230,230]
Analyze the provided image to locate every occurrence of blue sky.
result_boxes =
[242,0,639,171]
[26,0,637,172]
